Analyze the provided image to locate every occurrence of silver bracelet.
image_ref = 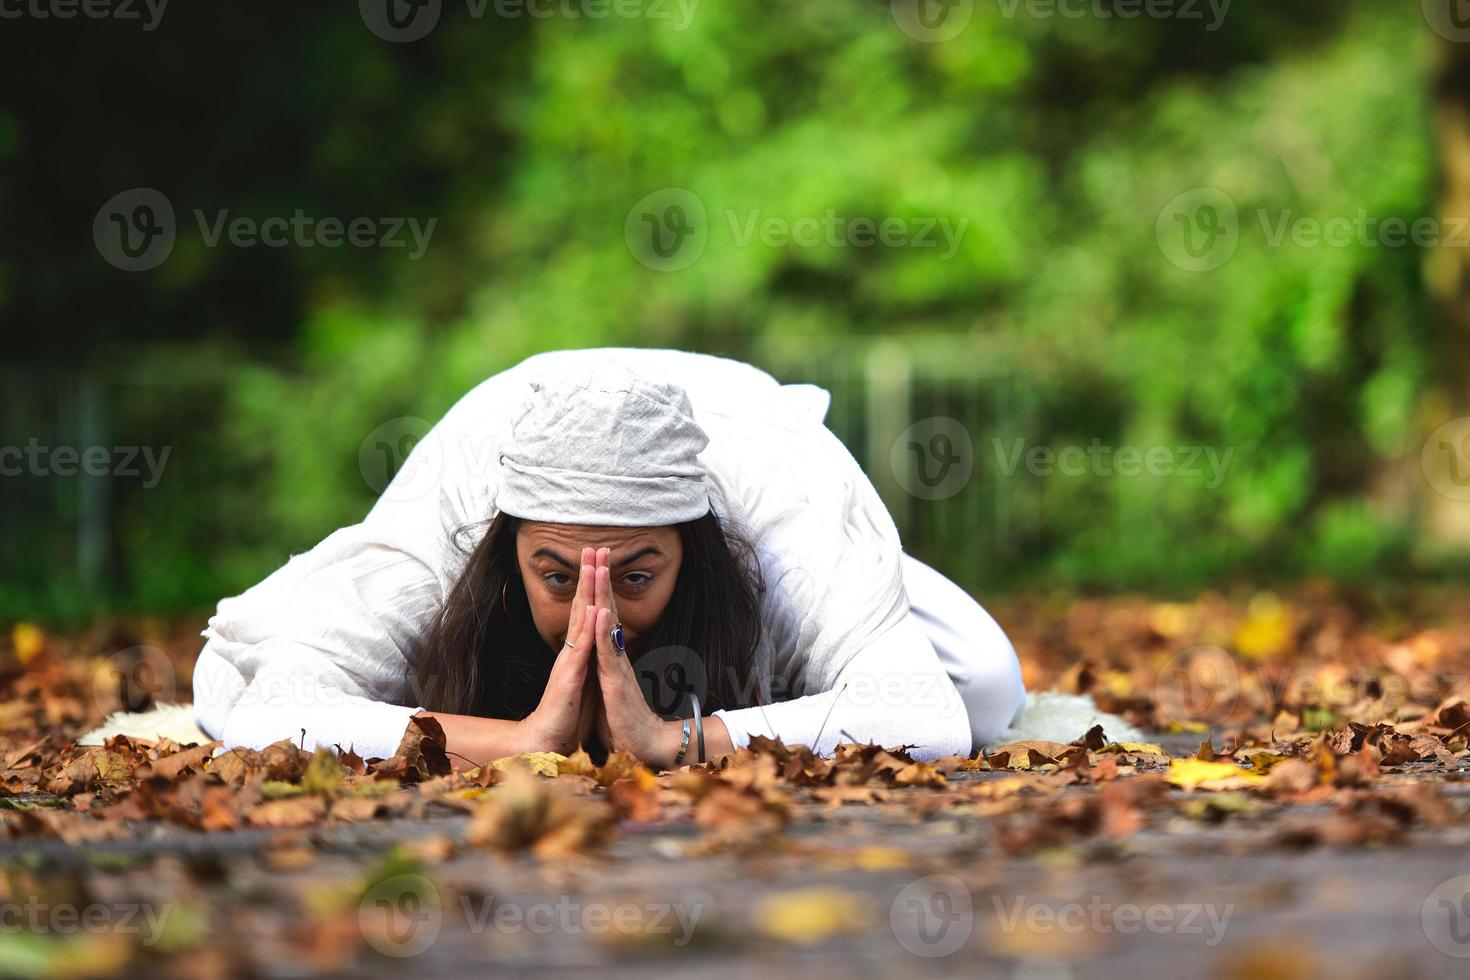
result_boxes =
[690,694,704,764]
[673,719,691,767]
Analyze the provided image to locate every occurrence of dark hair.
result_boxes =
[414,510,765,722]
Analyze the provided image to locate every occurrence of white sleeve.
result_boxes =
[195,373,515,759]
[196,520,450,760]
[712,612,973,761]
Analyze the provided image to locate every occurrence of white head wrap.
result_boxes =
[495,365,712,526]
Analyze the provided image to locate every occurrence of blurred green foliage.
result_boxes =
[0,1,1454,617]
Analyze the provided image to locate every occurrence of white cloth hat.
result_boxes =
[495,365,712,526]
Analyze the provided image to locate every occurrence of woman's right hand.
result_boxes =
[518,547,600,754]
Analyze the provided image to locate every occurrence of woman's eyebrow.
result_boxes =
[529,547,575,568]
[612,546,664,569]
[528,545,665,569]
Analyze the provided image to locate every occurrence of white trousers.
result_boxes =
[899,551,1027,744]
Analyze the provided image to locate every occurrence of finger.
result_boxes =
[564,548,595,642]
[551,604,597,691]
[594,563,609,615]
[594,606,637,688]
[598,546,622,620]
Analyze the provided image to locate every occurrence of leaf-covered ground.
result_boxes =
[4,583,1470,977]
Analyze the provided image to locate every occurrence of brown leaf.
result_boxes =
[466,766,611,857]
[145,741,221,781]
[387,716,451,780]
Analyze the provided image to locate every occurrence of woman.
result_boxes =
[191,348,1027,767]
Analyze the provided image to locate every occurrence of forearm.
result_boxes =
[413,711,532,772]
[645,714,733,770]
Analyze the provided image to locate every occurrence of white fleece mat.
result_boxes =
[79,703,211,747]
[1001,691,1146,744]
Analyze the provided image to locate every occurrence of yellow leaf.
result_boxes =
[751,888,869,944]
[489,751,567,777]
[1100,742,1168,756]
[12,623,43,664]
[1165,758,1266,791]
[1234,592,1290,660]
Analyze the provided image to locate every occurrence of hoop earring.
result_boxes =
[500,579,515,621]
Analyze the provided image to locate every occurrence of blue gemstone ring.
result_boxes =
[611,623,626,655]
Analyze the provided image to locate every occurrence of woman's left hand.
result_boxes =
[589,549,681,769]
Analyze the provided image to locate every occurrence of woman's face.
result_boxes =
[515,522,684,655]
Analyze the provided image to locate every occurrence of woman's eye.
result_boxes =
[544,573,574,591]
[620,572,652,589]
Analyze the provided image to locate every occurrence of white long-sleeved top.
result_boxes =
[193,347,987,760]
